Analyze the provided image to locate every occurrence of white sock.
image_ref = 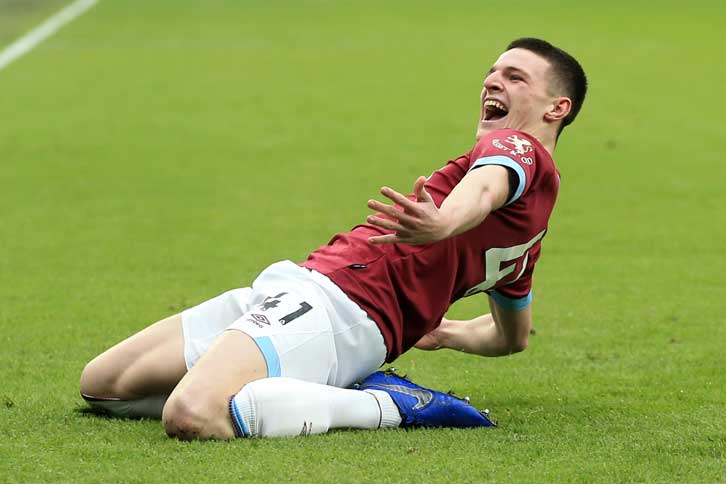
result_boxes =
[362,389,402,429]
[229,378,402,438]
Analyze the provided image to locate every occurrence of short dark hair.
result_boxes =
[506,38,587,136]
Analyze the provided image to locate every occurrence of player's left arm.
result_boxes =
[414,296,532,356]
[366,165,510,245]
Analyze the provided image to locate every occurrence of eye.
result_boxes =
[510,74,523,82]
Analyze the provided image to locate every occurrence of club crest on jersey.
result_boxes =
[491,135,534,165]
[504,135,533,155]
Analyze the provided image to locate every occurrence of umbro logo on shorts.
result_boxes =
[247,314,270,326]
[243,313,270,328]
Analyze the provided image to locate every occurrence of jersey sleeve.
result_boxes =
[488,271,533,311]
[467,129,538,205]
[487,238,542,311]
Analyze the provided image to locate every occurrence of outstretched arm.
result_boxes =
[415,295,532,356]
[366,164,511,245]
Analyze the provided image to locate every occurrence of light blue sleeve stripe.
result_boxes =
[470,155,526,205]
[490,290,532,311]
[253,336,281,377]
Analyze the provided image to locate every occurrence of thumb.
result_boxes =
[414,176,433,203]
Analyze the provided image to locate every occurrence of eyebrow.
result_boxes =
[486,65,530,79]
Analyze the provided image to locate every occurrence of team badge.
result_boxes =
[491,135,534,165]
[504,135,533,154]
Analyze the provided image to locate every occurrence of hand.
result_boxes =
[366,176,449,245]
[414,328,444,351]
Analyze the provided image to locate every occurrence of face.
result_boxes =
[477,48,561,140]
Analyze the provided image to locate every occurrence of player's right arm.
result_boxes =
[415,296,531,356]
[366,164,511,246]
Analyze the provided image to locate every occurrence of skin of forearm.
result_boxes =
[437,315,519,357]
[434,166,509,240]
[438,192,494,239]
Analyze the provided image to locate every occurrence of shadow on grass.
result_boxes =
[74,404,116,419]
[73,402,156,421]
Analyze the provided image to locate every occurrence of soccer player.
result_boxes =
[80,38,587,439]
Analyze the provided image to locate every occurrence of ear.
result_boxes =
[544,97,572,123]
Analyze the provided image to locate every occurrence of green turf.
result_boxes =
[0,0,69,49]
[1,0,724,482]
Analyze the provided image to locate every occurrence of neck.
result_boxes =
[526,125,557,155]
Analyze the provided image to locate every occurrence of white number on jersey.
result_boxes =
[463,229,546,297]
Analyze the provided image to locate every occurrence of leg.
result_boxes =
[162,329,267,440]
[230,369,497,438]
[161,331,400,440]
[80,288,255,418]
[80,314,187,417]
[230,377,401,437]
[160,261,393,440]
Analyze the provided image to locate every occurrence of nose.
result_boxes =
[484,71,503,94]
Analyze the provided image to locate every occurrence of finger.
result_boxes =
[367,234,401,245]
[413,176,434,203]
[367,200,418,226]
[366,215,406,232]
[380,187,421,214]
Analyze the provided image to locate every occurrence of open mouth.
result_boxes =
[483,99,508,121]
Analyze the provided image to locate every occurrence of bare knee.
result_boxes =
[162,395,202,440]
[162,393,234,441]
[80,355,123,398]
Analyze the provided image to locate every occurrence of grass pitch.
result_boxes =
[0,0,68,47]
[1,0,724,482]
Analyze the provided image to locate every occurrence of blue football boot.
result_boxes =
[355,369,496,428]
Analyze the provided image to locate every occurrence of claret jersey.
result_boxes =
[303,128,560,361]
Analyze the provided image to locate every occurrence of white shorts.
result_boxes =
[181,260,386,388]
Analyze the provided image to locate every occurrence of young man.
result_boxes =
[80,38,587,439]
